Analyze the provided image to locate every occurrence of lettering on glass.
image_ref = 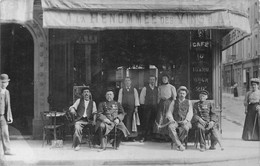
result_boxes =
[190,30,212,99]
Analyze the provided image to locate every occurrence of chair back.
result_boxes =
[40,112,51,127]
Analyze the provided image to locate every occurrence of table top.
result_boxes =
[43,111,66,117]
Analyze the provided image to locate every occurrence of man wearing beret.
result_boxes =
[166,86,193,151]
[193,90,223,151]
[96,88,130,151]
[0,74,13,155]
[69,86,97,151]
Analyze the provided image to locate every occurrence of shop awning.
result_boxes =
[0,0,34,23]
[41,0,250,33]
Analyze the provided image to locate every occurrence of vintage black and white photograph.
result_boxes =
[0,0,259,166]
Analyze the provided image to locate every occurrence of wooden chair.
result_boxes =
[64,110,96,148]
[40,111,64,147]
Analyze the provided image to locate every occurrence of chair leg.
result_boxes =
[42,129,46,147]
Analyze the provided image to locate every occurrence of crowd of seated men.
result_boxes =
[68,74,223,152]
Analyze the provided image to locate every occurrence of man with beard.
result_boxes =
[96,88,130,151]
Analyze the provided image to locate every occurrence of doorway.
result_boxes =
[0,24,34,135]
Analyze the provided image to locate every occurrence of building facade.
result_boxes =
[222,0,259,96]
[0,0,250,138]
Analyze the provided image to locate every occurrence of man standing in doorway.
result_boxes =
[118,77,140,141]
[0,74,13,155]
[139,75,158,142]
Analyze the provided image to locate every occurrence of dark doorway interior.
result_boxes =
[1,24,34,135]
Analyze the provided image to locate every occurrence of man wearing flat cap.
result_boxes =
[96,88,130,151]
[0,74,13,155]
[166,86,193,151]
[69,86,97,151]
[193,90,223,151]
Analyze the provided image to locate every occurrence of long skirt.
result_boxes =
[242,103,260,141]
[153,99,172,136]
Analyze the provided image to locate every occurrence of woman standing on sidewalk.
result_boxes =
[242,78,260,141]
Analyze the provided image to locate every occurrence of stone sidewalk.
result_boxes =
[2,116,260,166]
[2,94,260,166]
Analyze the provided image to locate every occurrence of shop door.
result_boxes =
[0,24,34,135]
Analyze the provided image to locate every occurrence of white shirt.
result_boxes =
[69,99,97,117]
[0,88,6,95]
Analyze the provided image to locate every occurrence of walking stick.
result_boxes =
[114,124,117,150]
[251,114,258,139]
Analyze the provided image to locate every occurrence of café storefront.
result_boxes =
[27,0,250,137]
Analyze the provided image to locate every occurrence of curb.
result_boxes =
[5,155,259,166]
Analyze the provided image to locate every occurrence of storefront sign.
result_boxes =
[0,0,33,23]
[41,0,250,33]
[190,30,213,100]
[42,11,249,33]
[76,34,97,44]
[222,29,250,50]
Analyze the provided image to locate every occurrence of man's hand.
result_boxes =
[134,107,138,113]
[69,108,77,116]
[256,105,260,112]
[179,119,188,125]
[167,115,175,123]
[206,121,214,130]
[245,108,248,114]
[104,118,112,125]
[7,118,13,124]
[114,118,120,125]
[92,121,96,126]
[199,118,207,127]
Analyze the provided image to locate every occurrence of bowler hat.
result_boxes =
[177,86,189,94]
[0,74,10,83]
[250,78,260,85]
[199,90,209,96]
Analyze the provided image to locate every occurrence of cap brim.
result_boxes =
[1,79,10,82]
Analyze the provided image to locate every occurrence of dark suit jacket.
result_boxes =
[3,89,12,121]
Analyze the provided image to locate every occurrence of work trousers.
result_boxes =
[196,123,222,148]
[0,116,11,155]
[99,122,123,149]
[168,122,191,147]
[72,118,93,148]
[140,104,157,140]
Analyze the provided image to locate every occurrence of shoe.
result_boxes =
[98,148,106,152]
[199,147,206,152]
[4,151,14,155]
[74,146,80,151]
[139,138,145,143]
[177,145,185,151]
[209,146,216,150]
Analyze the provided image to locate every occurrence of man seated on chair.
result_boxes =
[193,90,223,152]
[69,86,97,151]
[166,86,193,151]
[96,88,130,151]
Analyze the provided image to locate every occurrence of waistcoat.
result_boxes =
[173,99,189,121]
[77,98,93,119]
[145,85,158,106]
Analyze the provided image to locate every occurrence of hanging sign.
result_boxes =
[0,0,34,23]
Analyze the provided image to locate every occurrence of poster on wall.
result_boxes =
[190,30,213,100]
